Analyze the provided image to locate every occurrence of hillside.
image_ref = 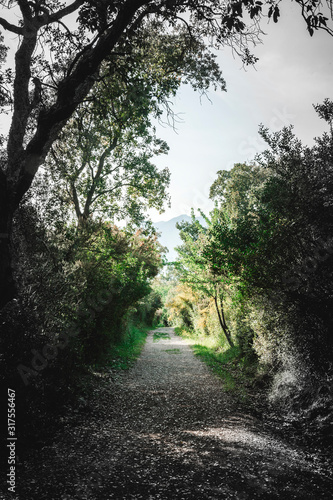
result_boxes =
[153,214,204,262]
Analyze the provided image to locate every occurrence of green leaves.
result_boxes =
[41,22,229,228]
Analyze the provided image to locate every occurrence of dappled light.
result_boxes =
[1,1,333,497]
[17,329,333,499]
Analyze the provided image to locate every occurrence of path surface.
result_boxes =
[18,328,332,499]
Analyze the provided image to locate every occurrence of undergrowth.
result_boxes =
[102,324,150,371]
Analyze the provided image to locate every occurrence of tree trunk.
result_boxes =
[0,0,153,308]
[0,172,16,308]
[214,295,234,348]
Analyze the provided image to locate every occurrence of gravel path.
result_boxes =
[16,327,333,500]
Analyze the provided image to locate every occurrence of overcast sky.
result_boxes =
[149,2,333,222]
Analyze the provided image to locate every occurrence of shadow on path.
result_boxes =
[16,328,333,499]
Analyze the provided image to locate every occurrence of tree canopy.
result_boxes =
[37,21,225,228]
[0,0,333,306]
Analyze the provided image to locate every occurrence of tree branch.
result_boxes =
[0,17,23,35]
[43,0,85,25]
[24,0,148,153]
[10,0,150,208]
[7,24,38,185]
[71,182,82,221]
[82,138,118,218]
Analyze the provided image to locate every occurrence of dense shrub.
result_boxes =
[0,202,163,441]
[163,101,333,427]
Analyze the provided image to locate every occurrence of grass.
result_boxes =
[191,344,242,392]
[174,326,259,398]
[105,325,150,371]
[164,348,181,354]
[153,329,171,342]
[102,326,171,371]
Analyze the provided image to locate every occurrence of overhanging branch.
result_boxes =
[0,17,22,35]
[44,0,85,25]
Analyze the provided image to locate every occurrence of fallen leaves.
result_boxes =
[16,328,333,499]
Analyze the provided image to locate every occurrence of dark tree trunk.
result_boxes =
[0,0,152,309]
[0,171,16,308]
[214,294,234,348]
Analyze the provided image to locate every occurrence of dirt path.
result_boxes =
[17,328,332,499]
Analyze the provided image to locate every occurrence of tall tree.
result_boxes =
[207,104,333,370]
[39,23,225,228]
[176,211,234,347]
[41,104,171,228]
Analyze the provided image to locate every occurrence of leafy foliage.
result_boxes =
[38,22,226,228]
[173,212,235,347]
[1,0,333,448]
[162,101,333,427]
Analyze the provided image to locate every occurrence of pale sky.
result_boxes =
[149,2,333,222]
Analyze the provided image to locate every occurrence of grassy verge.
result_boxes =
[105,324,150,371]
[174,326,260,399]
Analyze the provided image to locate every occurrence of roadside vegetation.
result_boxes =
[150,102,333,446]
[1,0,333,463]
[174,326,259,398]
[0,16,226,450]
[100,324,150,372]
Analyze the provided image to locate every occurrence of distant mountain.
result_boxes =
[153,214,204,262]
